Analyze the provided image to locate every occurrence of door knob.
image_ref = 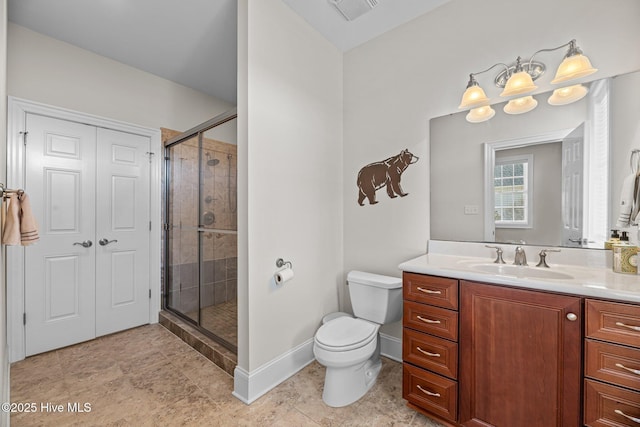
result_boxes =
[99,238,118,246]
[73,240,93,248]
[566,313,578,321]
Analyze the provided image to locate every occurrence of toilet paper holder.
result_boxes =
[276,258,292,269]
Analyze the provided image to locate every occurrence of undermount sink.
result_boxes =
[469,263,574,280]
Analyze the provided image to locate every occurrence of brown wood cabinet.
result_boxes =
[459,280,582,427]
[584,299,640,426]
[402,272,593,427]
[403,272,460,426]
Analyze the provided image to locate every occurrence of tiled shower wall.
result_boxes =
[162,128,237,316]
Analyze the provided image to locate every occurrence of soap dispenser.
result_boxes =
[604,229,620,250]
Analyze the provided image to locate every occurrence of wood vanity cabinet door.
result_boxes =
[459,281,582,427]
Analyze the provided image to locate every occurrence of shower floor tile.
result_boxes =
[10,324,444,426]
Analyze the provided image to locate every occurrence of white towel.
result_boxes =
[2,195,21,245]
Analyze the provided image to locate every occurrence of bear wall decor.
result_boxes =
[356,149,419,206]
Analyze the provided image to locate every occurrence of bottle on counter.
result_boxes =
[604,229,620,250]
[612,231,638,274]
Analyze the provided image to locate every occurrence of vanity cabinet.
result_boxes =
[584,299,640,426]
[402,273,584,427]
[459,280,582,427]
[402,272,459,425]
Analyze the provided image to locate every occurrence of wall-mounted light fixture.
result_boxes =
[458,39,597,123]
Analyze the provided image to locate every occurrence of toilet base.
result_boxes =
[321,340,383,408]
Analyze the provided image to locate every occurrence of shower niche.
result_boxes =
[164,111,238,352]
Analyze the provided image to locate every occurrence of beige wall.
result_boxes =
[241,0,343,371]
[7,23,233,132]
[343,0,640,339]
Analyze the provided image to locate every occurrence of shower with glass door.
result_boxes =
[164,111,237,352]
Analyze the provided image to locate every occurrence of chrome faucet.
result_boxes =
[485,245,505,264]
[536,249,561,268]
[513,246,527,266]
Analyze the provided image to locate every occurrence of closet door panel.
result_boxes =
[24,113,97,356]
[95,128,150,336]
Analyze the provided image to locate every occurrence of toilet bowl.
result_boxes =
[313,271,402,407]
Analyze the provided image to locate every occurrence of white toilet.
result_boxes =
[313,271,402,407]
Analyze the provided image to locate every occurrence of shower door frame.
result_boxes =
[163,108,237,353]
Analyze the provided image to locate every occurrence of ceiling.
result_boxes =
[8,0,450,104]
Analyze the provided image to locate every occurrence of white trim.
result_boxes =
[231,333,402,405]
[483,129,573,242]
[232,337,314,404]
[7,97,162,362]
[379,332,402,362]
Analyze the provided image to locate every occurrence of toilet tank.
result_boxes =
[347,271,403,324]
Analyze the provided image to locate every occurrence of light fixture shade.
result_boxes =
[500,71,538,97]
[503,96,538,115]
[548,84,589,105]
[550,54,597,84]
[466,105,495,123]
[459,84,490,109]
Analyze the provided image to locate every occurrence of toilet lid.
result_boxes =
[315,317,378,352]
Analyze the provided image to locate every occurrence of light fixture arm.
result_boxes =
[527,39,577,71]
[468,62,511,84]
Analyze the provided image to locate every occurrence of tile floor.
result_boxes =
[10,324,444,426]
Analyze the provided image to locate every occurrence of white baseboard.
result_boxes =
[380,333,402,362]
[232,338,315,404]
[232,333,402,404]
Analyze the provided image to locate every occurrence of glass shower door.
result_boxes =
[198,118,237,349]
[166,136,200,322]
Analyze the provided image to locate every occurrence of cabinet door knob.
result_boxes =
[566,313,578,321]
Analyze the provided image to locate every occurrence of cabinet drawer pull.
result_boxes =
[616,322,640,332]
[417,385,441,397]
[614,409,640,424]
[416,287,442,295]
[615,363,640,376]
[416,346,441,358]
[417,315,441,324]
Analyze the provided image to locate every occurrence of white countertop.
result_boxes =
[399,252,640,303]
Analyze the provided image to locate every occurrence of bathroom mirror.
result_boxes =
[430,69,640,249]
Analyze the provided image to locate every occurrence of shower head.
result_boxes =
[205,153,220,166]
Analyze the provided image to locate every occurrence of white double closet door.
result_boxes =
[24,113,151,356]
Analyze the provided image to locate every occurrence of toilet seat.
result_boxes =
[314,317,378,352]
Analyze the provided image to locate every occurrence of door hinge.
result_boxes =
[149,221,152,231]
[149,289,152,299]
[19,131,28,146]
[163,223,169,231]
[23,312,26,325]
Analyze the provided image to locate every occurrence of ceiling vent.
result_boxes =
[330,0,378,21]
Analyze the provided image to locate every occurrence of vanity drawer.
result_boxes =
[403,273,458,310]
[403,362,457,423]
[403,328,458,380]
[403,300,458,341]
[585,340,640,391]
[586,299,640,348]
[584,379,640,427]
